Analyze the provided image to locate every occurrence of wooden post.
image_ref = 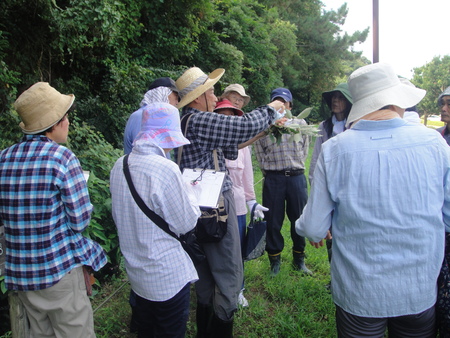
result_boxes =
[373,0,379,63]
[8,291,31,338]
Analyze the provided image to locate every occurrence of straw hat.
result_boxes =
[214,99,244,116]
[176,67,225,109]
[346,63,426,127]
[14,82,75,134]
[221,84,250,107]
[134,102,190,149]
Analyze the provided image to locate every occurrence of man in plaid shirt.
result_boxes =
[174,67,284,337]
[0,82,107,337]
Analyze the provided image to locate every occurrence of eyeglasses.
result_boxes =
[228,94,245,103]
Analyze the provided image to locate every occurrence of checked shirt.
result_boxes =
[0,135,107,291]
[175,105,277,192]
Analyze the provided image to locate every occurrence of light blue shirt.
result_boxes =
[296,118,450,317]
[124,106,145,155]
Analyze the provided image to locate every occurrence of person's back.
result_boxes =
[0,82,106,338]
[321,119,449,316]
[297,63,449,337]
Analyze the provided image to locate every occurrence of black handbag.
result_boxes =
[243,204,267,262]
[122,155,205,267]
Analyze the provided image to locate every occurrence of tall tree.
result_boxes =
[412,55,450,116]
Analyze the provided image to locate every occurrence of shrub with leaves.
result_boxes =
[66,115,123,271]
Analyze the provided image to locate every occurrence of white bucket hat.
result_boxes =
[346,63,426,127]
[176,67,225,109]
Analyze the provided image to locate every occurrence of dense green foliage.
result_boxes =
[412,55,450,117]
[0,0,370,282]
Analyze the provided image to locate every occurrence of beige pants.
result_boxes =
[18,266,95,338]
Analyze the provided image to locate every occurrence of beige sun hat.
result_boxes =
[176,67,225,109]
[14,82,75,134]
[221,84,250,107]
[346,62,426,127]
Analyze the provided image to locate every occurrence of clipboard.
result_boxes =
[182,168,226,208]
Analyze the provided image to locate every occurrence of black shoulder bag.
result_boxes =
[122,154,205,267]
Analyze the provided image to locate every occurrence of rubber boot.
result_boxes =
[293,250,313,275]
[196,303,213,338]
[211,314,233,338]
[268,253,281,276]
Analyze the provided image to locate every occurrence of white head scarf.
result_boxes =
[140,87,173,107]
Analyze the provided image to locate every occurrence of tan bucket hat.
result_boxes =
[176,67,225,109]
[221,84,250,107]
[14,82,75,134]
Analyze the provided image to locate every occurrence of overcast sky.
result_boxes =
[321,0,450,79]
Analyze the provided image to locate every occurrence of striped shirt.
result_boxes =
[0,135,107,291]
[174,105,277,192]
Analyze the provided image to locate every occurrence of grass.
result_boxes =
[90,139,338,338]
[423,119,444,129]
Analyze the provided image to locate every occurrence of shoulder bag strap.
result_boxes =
[177,113,194,167]
[177,113,220,172]
[212,149,219,172]
[122,154,179,240]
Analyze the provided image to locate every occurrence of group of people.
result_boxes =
[1,61,450,338]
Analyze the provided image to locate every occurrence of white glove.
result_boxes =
[247,200,269,220]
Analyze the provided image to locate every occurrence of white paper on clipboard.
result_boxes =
[182,168,226,208]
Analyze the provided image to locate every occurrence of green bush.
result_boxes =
[66,115,123,270]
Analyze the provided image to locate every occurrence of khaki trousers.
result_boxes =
[18,266,95,338]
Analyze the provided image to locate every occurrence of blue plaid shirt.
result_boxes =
[175,105,277,192]
[0,135,107,291]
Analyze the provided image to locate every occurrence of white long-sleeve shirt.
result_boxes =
[110,142,199,301]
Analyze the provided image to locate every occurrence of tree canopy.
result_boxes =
[412,55,450,116]
[1,0,369,145]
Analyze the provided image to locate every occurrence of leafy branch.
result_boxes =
[267,108,320,145]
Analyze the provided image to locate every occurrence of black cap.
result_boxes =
[148,77,178,92]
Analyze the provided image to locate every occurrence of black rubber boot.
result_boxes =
[268,254,281,276]
[196,303,213,338]
[211,315,233,338]
[293,251,313,275]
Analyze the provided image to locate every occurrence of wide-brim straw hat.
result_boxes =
[221,84,250,107]
[346,62,426,127]
[14,82,75,134]
[176,67,225,109]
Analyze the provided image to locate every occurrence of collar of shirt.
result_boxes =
[350,117,406,131]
